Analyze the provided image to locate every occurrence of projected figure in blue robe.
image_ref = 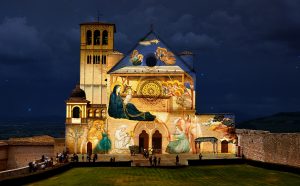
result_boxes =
[95,133,111,153]
[108,85,156,121]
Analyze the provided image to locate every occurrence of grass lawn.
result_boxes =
[27,165,300,186]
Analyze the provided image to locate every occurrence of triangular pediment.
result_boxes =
[108,31,195,81]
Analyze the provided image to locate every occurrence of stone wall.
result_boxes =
[0,136,66,171]
[6,145,54,169]
[237,129,300,168]
[54,138,65,155]
[0,142,8,171]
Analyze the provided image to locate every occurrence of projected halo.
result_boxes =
[110,81,124,93]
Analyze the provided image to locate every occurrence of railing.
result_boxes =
[0,165,29,180]
[65,118,88,124]
[0,160,56,180]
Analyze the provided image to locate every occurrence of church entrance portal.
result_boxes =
[221,140,228,153]
[152,130,162,154]
[139,130,149,153]
[87,142,92,155]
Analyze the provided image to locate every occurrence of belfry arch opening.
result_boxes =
[102,30,108,45]
[94,30,100,45]
[86,30,92,45]
[72,107,80,118]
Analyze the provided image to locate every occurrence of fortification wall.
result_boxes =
[0,136,66,171]
[0,143,8,171]
[237,129,300,167]
[54,138,65,155]
[6,145,54,169]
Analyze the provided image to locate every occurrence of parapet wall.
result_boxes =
[237,129,300,167]
[0,136,66,170]
[6,145,54,169]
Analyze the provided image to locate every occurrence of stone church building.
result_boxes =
[65,21,236,155]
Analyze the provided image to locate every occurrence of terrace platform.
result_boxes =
[77,153,239,166]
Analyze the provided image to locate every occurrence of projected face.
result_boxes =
[127,88,132,95]
[116,86,121,94]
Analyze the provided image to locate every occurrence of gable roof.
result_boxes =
[107,30,196,82]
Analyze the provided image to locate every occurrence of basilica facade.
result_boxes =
[65,22,236,155]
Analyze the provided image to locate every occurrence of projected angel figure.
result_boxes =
[166,118,190,154]
[108,85,156,121]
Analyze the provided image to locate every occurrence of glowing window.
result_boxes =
[95,109,100,117]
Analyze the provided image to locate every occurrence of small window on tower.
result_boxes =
[102,55,107,65]
[102,30,108,45]
[93,55,96,64]
[94,30,100,45]
[86,30,92,45]
[97,56,100,64]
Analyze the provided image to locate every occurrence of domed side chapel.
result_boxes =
[65,21,237,155]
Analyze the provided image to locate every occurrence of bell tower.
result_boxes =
[79,22,116,105]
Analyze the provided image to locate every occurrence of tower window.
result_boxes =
[102,30,108,45]
[94,30,100,45]
[86,30,92,45]
[97,56,100,64]
[102,55,106,65]
[87,55,92,64]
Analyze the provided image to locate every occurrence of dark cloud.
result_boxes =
[0,0,299,121]
[170,32,218,49]
[0,17,50,61]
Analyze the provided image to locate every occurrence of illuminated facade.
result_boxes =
[65,22,236,155]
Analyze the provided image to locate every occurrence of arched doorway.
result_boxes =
[87,142,92,155]
[221,140,228,153]
[152,130,162,154]
[139,130,149,153]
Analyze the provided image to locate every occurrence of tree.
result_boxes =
[68,126,83,153]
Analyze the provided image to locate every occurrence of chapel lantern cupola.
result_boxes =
[65,85,89,124]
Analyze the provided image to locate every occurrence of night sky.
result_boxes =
[0,0,299,122]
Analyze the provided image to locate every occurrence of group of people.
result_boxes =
[142,149,150,158]
[56,152,68,163]
[28,155,53,173]
[142,148,157,158]
[110,157,116,162]
[71,153,79,162]
[149,155,161,166]
[85,153,98,162]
